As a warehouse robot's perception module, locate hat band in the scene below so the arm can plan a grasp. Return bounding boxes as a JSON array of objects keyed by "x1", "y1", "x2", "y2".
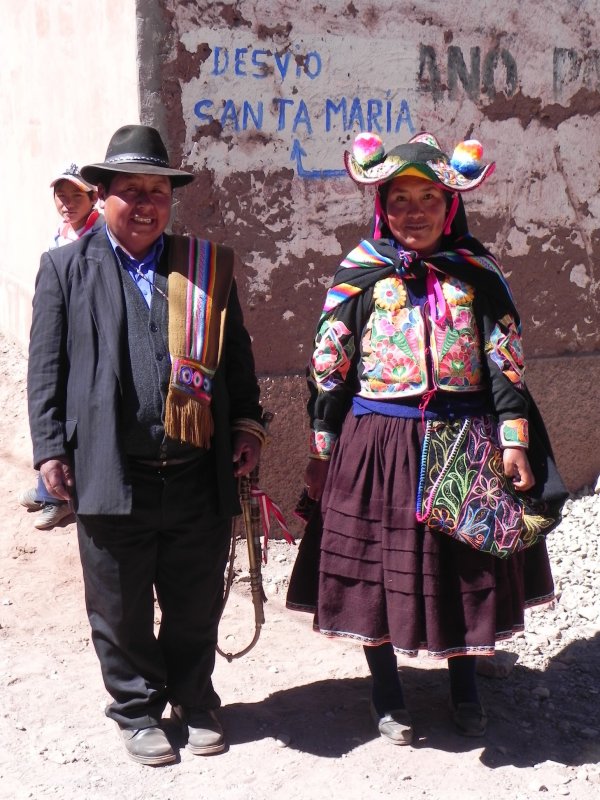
[
  {"x1": 396, "y1": 165, "x2": 435, "y2": 180},
  {"x1": 105, "y1": 153, "x2": 171, "y2": 167}
]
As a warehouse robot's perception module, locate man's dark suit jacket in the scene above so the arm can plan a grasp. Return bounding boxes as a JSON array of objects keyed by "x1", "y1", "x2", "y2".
[{"x1": 27, "y1": 228, "x2": 262, "y2": 516}]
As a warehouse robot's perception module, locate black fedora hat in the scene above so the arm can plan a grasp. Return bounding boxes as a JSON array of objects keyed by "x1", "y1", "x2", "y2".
[{"x1": 81, "y1": 124, "x2": 194, "y2": 188}]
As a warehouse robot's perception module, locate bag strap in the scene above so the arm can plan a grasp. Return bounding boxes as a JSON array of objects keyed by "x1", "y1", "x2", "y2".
[{"x1": 416, "y1": 418, "x2": 471, "y2": 522}]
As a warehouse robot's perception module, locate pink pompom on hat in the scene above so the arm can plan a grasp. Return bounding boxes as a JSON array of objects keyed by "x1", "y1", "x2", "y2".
[
  {"x1": 352, "y1": 132, "x2": 386, "y2": 168},
  {"x1": 344, "y1": 131, "x2": 495, "y2": 192}
]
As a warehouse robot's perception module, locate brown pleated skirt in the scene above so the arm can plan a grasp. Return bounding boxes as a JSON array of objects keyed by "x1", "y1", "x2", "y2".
[{"x1": 286, "y1": 412, "x2": 554, "y2": 659}]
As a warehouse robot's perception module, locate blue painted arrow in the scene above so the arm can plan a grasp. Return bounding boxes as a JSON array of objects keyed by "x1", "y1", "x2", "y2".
[{"x1": 290, "y1": 139, "x2": 346, "y2": 179}]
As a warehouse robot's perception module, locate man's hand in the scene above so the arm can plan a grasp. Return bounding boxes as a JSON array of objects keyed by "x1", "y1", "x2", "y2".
[
  {"x1": 232, "y1": 431, "x2": 262, "y2": 477},
  {"x1": 40, "y1": 457, "x2": 75, "y2": 501},
  {"x1": 503, "y1": 447, "x2": 535, "y2": 492}
]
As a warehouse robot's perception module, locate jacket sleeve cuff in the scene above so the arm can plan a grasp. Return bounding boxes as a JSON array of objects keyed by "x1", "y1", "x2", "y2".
[
  {"x1": 231, "y1": 417, "x2": 267, "y2": 445},
  {"x1": 309, "y1": 429, "x2": 337, "y2": 459},
  {"x1": 499, "y1": 418, "x2": 529, "y2": 448}
]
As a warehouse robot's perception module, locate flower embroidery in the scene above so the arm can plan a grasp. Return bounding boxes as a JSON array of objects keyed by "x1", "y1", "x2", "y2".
[
  {"x1": 500, "y1": 419, "x2": 529, "y2": 447},
  {"x1": 310, "y1": 429, "x2": 337, "y2": 457},
  {"x1": 452, "y1": 308, "x2": 473, "y2": 329},
  {"x1": 362, "y1": 305, "x2": 426, "y2": 393},
  {"x1": 437, "y1": 339, "x2": 481, "y2": 386},
  {"x1": 487, "y1": 314, "x2": 525, "y2": 386},
  {"x1": 442, "y1": 277, "x2": 475, "y2": 306},
  {"x1": 471, "y1": 473, "x2": 504, "y2": 506},
  {"x1": 312, "y1": 319, "x2": 355, "y2": 390},
  {"x1": 432, "y1": 299, "x2": 481, "y2": 388},
  {"x1": 373, "y1": 277, "x2": 407, "y2": 312}
]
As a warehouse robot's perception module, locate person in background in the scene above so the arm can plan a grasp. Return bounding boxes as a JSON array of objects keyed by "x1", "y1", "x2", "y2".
[
  {"x1": 287, "y1": 132, "x2": 564, "y2": 745},
  {"x1": 27, "y1": 125, "x2": 265, "y2": 765},
  {"x1": 19, "y1": 164, "x2": 103, "y2": 530}
]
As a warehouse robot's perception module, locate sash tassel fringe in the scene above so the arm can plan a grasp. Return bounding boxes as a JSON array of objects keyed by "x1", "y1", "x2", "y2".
[{"x1": 164, "y1": 388, "x2": 214, "y2": 450}]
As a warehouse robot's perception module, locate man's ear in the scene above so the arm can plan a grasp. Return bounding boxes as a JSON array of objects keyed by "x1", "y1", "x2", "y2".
[{"x1": 97, "y1": 184, "x2": 106, "y2": 201}]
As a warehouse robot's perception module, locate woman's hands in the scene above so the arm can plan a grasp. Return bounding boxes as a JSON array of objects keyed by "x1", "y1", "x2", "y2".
[
  {"x1": 503, "y1": 447, "x2": 535, "y2": 492},
  {"x1": 304, "y1": 458, "x2": 330, "y2": 501}
]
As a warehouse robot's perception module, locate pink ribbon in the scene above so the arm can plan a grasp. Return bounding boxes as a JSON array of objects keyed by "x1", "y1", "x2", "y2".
[
  {"x1": 372, "y1": 191, "x2": 385, "y2": 239},
  {"x1": 251, "y1": 488, "x2": 295, "y2": 564},
  {"x1": 425, "y1": 268, "x2": 447, "y2": 325},
  {"x1": 443, "y1": 192, "x2": 459, "y2": 235}
]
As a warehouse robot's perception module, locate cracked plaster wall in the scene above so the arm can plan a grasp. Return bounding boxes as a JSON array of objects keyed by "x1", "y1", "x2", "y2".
[
  {"x1": 3, "y1": 1, "x2": 595, "y2": 512},
  {"x1": 142, "y1": 0, "x2": 599, "y2": 500}
]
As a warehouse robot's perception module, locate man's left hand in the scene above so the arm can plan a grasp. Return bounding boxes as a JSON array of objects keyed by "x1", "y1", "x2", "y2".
[{"x1": 232, "y1": 431, "x2": 262, "y2": 477}]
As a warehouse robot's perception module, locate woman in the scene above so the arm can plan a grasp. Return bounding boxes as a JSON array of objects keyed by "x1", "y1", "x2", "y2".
[{"x1": 287, "y1": 132, "x2": 565, "y2": 744}]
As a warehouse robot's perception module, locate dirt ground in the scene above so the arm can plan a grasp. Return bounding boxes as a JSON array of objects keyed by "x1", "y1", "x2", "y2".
[{"x1": 1, "y1": 332, "x2": 599, "y2": 800}]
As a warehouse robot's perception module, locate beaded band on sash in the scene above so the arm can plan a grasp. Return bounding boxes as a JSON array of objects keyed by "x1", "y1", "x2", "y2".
[{"x1": 165, "y1": 235, "x2": 234, "y2": 448}]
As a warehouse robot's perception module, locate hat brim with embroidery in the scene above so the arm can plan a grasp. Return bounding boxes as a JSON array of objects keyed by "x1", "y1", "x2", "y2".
[
  {"x1": 344, "y1": 132, "x2": 495, "y2": 192},
  {"x1": 81, "y1": 124, "x2": 194, "y2": 188}
]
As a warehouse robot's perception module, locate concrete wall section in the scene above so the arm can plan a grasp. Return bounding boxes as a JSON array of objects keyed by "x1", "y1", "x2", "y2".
[
  {"x1": 0, "y1": 0, "x2": 140, "y2": 346},
  {"x1": 146, "y1": 1, "x2": 599, "y2": 492}
]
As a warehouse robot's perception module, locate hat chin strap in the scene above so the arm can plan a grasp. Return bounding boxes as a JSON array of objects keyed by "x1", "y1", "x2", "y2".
[
  {"x1": 443, "y1": 192, "x2": 459, "y2": 235},
  {"x1": 374, "y1": 188, "x2": 460, "y2": 240},
  {"x1": 373, "y1": 191, "x2": 386, "y2": 240}
]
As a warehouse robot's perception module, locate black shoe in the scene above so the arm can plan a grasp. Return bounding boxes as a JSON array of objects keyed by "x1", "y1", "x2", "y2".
[
  {"x1": 370, "y1": 702, "x2": 414, "y2": 745},
  {"x1": 449, "y1": 700, "x2": 488, "y2": 737},
  {"x1": 170, "y1": 705, "x2": 225, "y2": 755},
  {"x1": 119, "y1": 726, "x2": 176, "y2": 765}
]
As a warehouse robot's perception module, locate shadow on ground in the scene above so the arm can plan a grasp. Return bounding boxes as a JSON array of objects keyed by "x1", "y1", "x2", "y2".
[{"x1": 215, "y1": 632, "x2": 600, "y2": 768}]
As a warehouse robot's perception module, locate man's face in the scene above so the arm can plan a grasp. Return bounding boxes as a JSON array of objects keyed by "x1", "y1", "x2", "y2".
[
  {"x1": 100, "y1": 173, "x2": 173, "y2": 258},
  {"x1": 53, "y1": 180, "x2": 96, "y2": 231}
]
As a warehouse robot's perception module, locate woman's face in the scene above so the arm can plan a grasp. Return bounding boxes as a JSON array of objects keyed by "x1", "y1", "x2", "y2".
[{"x1": 384, "y1": 175, "x2": 448, "y2": 256}]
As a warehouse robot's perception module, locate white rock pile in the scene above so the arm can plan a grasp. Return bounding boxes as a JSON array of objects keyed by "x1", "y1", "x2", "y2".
[{"x1": 512, "y1": 490, "x2": 600, "y2": 669}]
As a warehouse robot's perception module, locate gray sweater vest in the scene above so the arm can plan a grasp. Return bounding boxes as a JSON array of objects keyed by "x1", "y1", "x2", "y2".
[{"x1": 119, "y1": 269, "x2": 198, "y2": 461}]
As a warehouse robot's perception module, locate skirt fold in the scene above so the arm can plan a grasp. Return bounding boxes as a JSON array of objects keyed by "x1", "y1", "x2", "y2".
[{"x1": 286, "y1": 412, "x2": 554, "y2": 658}]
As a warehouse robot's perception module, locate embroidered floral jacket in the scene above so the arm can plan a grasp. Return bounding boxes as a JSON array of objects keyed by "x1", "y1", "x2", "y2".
[{"x1": 308, "y1": 238, "x2": 529, "y2": 459}]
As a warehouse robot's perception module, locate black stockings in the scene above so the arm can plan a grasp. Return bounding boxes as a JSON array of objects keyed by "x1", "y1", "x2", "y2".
[
  {"x1": 447, "y1": 655, "x2": 479, "y2": 705},
  {"x1": 363, "y1": 644, "x2": 479, "y2": 711},
  {"x1": 363, "y1": 643, "x2": 405, "y2": 714}
]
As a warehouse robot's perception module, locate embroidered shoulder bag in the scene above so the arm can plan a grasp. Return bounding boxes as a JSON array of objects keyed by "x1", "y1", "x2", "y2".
[{"x1": 416, "y1": 415, "x2": 558, "y2": 558}]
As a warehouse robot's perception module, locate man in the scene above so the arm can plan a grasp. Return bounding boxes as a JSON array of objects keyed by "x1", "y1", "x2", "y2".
[{"x1": 27, "y1": 125, "x2": 265, "y2": 766}]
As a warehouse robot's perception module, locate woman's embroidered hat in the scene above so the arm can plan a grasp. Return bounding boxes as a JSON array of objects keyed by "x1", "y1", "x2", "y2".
[
  {"x1": 81, "y1": 124, "x2": 195, "y2": 188},
  {"x1": 344, "y1": 132, "x2": 495, "y2": 191}
]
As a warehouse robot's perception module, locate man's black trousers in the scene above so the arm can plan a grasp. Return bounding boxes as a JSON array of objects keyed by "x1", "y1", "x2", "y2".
[{"x1": 76, "y1": 458, "x2": 231, "y2": 729}]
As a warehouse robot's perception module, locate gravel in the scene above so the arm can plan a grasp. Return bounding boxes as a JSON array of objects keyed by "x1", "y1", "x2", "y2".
[{"x1": 509, "y1": 489, "x2": 600, "y2": 670}]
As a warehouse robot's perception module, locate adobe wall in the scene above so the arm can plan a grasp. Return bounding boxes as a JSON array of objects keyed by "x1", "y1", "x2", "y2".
[
  {"x1": 3, "y1": 2, "x2": 597, "y2": 525},
  {"x1": 0, "y1": 0, "x2": 139, "y2": 347},
  {"x1": 138, "y1": 1, "x2": 599, "y2": 517}
]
